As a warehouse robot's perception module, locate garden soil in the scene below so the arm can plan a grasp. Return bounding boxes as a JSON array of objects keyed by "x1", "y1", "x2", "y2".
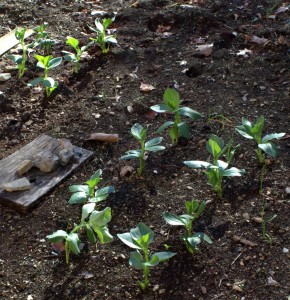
[{"x1": 0, "y1": 0, "x2": 289, "y2": 299}]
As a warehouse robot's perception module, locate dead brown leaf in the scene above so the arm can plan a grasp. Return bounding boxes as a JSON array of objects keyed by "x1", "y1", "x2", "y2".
[
  {"x1": 140, "y1": 83, "x2": 155, "y2": 92},
  {"x1": 85, "y1": 133, "x2": 119, "y2": 143}
]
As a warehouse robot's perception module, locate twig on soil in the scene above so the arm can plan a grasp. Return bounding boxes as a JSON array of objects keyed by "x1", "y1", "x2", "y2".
[{"x1": 231, "y1": 252, "x2": 242, "y2": 265}]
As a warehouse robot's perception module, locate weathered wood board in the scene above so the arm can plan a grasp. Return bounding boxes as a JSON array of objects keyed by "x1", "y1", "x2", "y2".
[
  {"x1": 0, "y1": 28, "x2": 34, "y2": 57},
  {"x1": 0, "y1": 134, "x2": 93, "y2": 212}
]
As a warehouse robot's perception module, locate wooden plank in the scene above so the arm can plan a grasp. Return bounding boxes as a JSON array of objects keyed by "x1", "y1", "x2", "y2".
[
  {"x1": 0, "y1": 28, "x2": 34, "y2": 57},
  {"x1": 0, "y1": 134, "x2": 93, "y2": 212}
]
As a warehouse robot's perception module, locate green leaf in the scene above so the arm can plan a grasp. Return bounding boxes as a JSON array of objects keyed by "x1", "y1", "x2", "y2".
[
  {"x1": 68, "y1": 191, "x2": 89, "y2": 204},
  {"x1": 163, "y1": 212, "x2": 186, "y2": 226},
  {"x1": 66, "y1": 36, "x2": 79, "y2": 49},
  {"x1": 117, "y1": 232, "x2": 142, "y2": 249},
  {"x1": 185, "y1": 199, "x2": 199, "y2": 215},
  {"x1": 206, "y1": 135, "x2": 223, "y2": 157},
  {"x1": 102, "y1": 18, "x2": 113, "y2": 30},
  {"x1": 42, "y1": 77, "x2": 56, "y2": 88},
  {"x1": 216, "y1": 160, "x2": 228, "y2": 170},
  {"x1": 194, "y1": 201, "x2": 206, "y2": 218},
  {"x1": 27, "y1": 77, "x2": 44, "y2": 87},
  {"x1": 258, "y1": 142, "x2": 279, "y2": 158},
  {"x1": 145, "y1": 254, "x2": 160, "y2": 267},
  {"x1": 178, "y1": 122, "x2": 190, "y2": 139},
  {"x1": 261, "y1": 133, "x2": 285, "y2": 143},
  {"x1": 67, "y1": 233, "x2": 80, "y2": 255},
  {"x1": 94, "y1": 18, "x2": 104, "y2": 32},
  {"x1": 86, "y1": 225, "x2": 97, "y2": 243},
  {"x1": 156, "y1": 121, "x2": 174, "y2": 133},
  {"x1": 90, "y1": 169, "x2": 102, "y2": 180},
  {"x1": 81, "y1": 203, "x2": 96, "y2": 222},
  {"x1": 89, "y1": 207, "x2": 112, "y2": 227},
  {"x1": 63, "y1": 52, "x2": 76, "y2": 62},
  {"x1": 145, "y1": 137, "x2": 163, "y2": 148},
  {"x1": 47, "y1": 57, "x2": 62, "y2": 69},
  {"x1": 6, "y1": 54, "x2": 23, "y2": 64},
  {"x1": 184, "y1": 160, "x2": 212, "y2": 169},
  {"x1": 163, "y1": 88, "x2": 180, "y2": 110},
  {"x1": 132, "y1": 223, "x2": 154, "y2": 245},
  {"x1": 46, "y1": 230, "x2": 68, "y2": 242},
  {"x1": 151, "y1": 251, "x2": 176, "y2": 263},
  {"x1": 252, "y1": 116, "x2": 265, "y2": 142},
  {"x1": 121, "y1": 150, "x2": 142, "y2": 160},
  {"x1": 192, "y1": 232, "x2": 213, "y2": 244},
  {"x1": 150, "y1": 104, "x2": 172, "y2": 113},
  {"x1": 91, "y1": 186, "x2": 115, "y2": 202},
  {"x1": 129, "y1": 250, "x2": 144, "y2": 269},
  {"x1": 222, "y1": 167, "x2": 245, "y2": 177},
  {"x1": 93, "y1": 225, "x2": 113, "y2": 244},
  {"x1": 69, "y1": 185, "x2": 89, "y2": 193},
  {"x1": 177, "y1": 107, "x2": 202, "y2": 120},
  {"x1": 169, "y1": 125, "x2": 179, "y2": 143},
  {"x1": 105, "y1": 36, "x2": 117, "y2": 44},
  {"x1": 186, "y1": 236, "x2": 201, "y2": 247},
  {"x1": 145, "y1": 146, "x2": 165, "y2": 152},
  {"x1": 131, "y1": 123, "x2": 146, "y2": 141}
]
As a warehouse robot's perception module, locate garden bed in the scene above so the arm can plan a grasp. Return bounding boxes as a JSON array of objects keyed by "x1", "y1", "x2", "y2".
[{"x1": 0, "y1": 0, "x2": 289, "y2": 299}]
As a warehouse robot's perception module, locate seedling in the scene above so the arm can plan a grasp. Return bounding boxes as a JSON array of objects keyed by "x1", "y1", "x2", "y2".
[
  {"x1": 163, "y1": 199, "x2": 212, "y2": 253},
  {"x1": 47, "y1": 203, "x2": 113, "y2": 264},
  {"x1": 261, "y1": 201, "x2": 277, "y2": 244},
  {"x1": 33, "y1": 22, "x2": 57, "y2": 54},
  {"x1": 68, "y1": 169, "x2": 115, "y2": 205},
  {"x1": 150, "y1": 88, "x2": 202, "y2": 144},
  {"x1": 184, "y1": 135, "x2": 245, "y2": 198},
  {"x1": 89, "y1": 17, "x2": 117, "y2": 54},
  {"x1": 117, "y1": 223, "x2": 176, "y2": 290},
  {"x1": 63, "y1": 37, "x2": 92, "y2": 73},
  {"x1": 120, "y1": 123, "x2": 165, "y2": 176},
  {"x1": 7, "y1": 28, "x2": 30, "y2": 78},
  {"x1": 28, "y1": 54, "x2": 62, "y2": 97},
  {"x1": 236, "y1": 116, "x2": 285, "y2": 165},
  {"x1": 207, "y1": 109, "x2": 232, "y2": 130}
]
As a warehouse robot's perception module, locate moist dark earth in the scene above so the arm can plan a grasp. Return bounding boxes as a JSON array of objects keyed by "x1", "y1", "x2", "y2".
[{"x1": 0, "y1": 0, "x2": 290, "y2": 299}]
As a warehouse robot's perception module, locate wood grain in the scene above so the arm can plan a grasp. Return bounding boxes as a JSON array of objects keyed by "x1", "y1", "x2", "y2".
[{"x1": 0, "y1": 134, "x2": 93, "y2": 212}]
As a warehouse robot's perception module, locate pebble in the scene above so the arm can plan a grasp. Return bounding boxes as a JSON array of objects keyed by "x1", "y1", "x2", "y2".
[
  {"x1": 252, "y1": 217, "x2": 263, "y2": 224},
  {"x1": 33, "y1": 150, "x2": 60, "y2": 172},
  {"x1": 17, "y1": 159, "x2": 33, "y2": 176},
  {"x1": 282, "y1": 247, "x2": 289, "y2": 254},
  {"x1": 0, "y1": 73, "x2": 11, "y2": 81},
  {"x1": 159, "y1": 289, "x2": 166, "y2": 294},
  {"x1": 2, "y1": 177, "x2": 31, "y2": 192},
  {"x1": 153, "y1": 284, "x2": 159, "y2": 292},
  {"x1": 242, "y1": 212, "x2": 250, "y2": 220},
  {"x1": 125, "y1": 291, "x2": 131, "y2": 298},
  {"x1": 285, "y1": 187, "x2": 290, "y2": 194}
]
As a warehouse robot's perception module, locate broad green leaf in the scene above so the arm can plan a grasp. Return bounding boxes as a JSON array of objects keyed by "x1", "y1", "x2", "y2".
[
  {"x1": 131, "y1": 123, "x2": 145, "y2": 141},
  {"x1": 42, "y1": 77, "x2": 55, "y2": 88},
  {"x1": 120, "y1": 150, "x2": 141, "y2": 160},
  {"x1": 163, "y1": 88, "x2": 180, "y2": 110},
  {"x1": 27, "y1": 77, "x2": 44, "y2": 87},
  {"x1": 129, "y1": 250, "x2": 144, "y2": 269},
  {"x1": 89, "y1": 207, "x2": 112, "y2": 227},
  {"x1": 145, "y1": 254, "x2": 160, "y2": 267},
  {"x1": 86, "y1": 225, "x2": 96, "y2": 243},
  {"x1": 241, "y1": 117, "x2": 252, "y2": 127},
  {"x1": 15, "y1": 28, "x2": 26, "y2": 40},
  {"x1": 261, "y1": 133, "x2": 285, "y2": 143},
  {"x1": 93, "y1": 225, "x2": 113, "y2": 244},
  {"x1": 216, "y1": 160, "x2": 228, "y2": 170},
  {"x1": 92, "y1": 186, "x2": 115, "y2": 202},
  {"x1": 48, "y1": 57, "x2": 62, "y2": 69},
  {"x1": 177, "y1": 107, "x2": 202, "y2": 120},
  {"x1": 186, "y1": 236, "x2": 201, "y2": 247},
  {"x1": 94, "y1": 18, "x2": 104, "y2": 32},
  {"x1": 69, "y1": 185, "x2": 89, "y2": 193},
  {"x1": 145, "y1": 137, "x2": 163, "y2": 148},
  {"x1": 163, "y1": 212, "x2": 186, "y2": 226},
  {"x1": 185, "y1": 199, "x2": 199, "y2": 215},
  {"x1": 194, "y1": 201, "x2": 206, "y2": 219},
  {"x1": 192, "y1": 232, "x2": 213, "y2": 244},
  {"x1": 156, "y1": 121, "x2": 174, "y2": 133},
  {"x1": 258, "y1": 142, "x2": 279, "y2": 158},
  {"x1": 63, "y1": 53, "x2": 76, "y2": 62},
  {"x1": 66, "y1": 36, "x2": 79, "y2": 49},
  {"x1": 145, "y1": 145, "x2": 165, "y2": 152},
  {"x1": 252, "y1": 116, "x2": 265, "y2": 142},
  {"x1": 68, "y1": 191, "x2": 88, "y2": 204},
  {"x1": 90, "y1": 169, "x2": 102, "y2": 180},
  {"x1": 67, "y1": 233, "x2": 80, "y2": 255},
  {"x1": 184, "y1": 160, "x2": 212, "y2": 169},
  {"x1": 132, "y1": 223, "x2": 154, "y2": 245},
  {"x1": 178, "y1": 122, "x2": 190, "y2": 139},
  {"x1": 169, "y1": 125, "x2": 179, "y2": 143},
  {"x1": 151, "y1": 251, "x2": 176, "y2": 263},
  {"x1": 223, "y1": 167, "x2": 245, "y2": 177},
  {"x1": 46, "y1": 230, "x2": 68, "y2": 242},
  {"x1": 117, "y1": 232, "x2": 142, "y2": 249},
  {"x1": 103, "y1": 18, "x2": 113, "y2": 30},
  {"x1": 81, "y1": 203, "x2": 96, "y2": 222},
  {"x1": 6, "y1": 54, "x2": 23, "y2": 64},
  {"x1": 206, "y1": 135, "x2": 223, "y2": 157},
  {"x1": 105, "y1": 36, "x2": 117, "y2": 44},
  {"x1": 150, "y1": 104, "x2": 172, "y2": 113}
]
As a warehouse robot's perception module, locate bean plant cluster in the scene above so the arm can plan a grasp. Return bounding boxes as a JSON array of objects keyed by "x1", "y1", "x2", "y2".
[{"x1": 6, "y1": 19, "x2": 117, "y2": 96}]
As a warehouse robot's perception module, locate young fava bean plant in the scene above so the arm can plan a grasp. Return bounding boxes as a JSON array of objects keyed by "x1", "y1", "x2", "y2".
[
  {"x1": 33, "y1": 22, "x2": 57, "y2": 54},
  {"x1": 47, "y1": 203, "x2": 113, "y2": 264},
  {"x1": 184, "y1": 135, "x2": 245, "y2": 198},
  {"x1": 68, "y1": 169, "x2": 115, "y2": 205},
  {"x1": 121, "y1": 123, "x2": 165, "y2": 176},
  {"x1": 7, "y1": 28, "x2": 30, "y2": 78},
  {"x1": 150, "y1": 88, "x2": 202, "y2": 144},
  {"x1": 117, "y1": 223, "x2": 176, "y2": 290},
  {"x1": 89, "y1": 17, "x2": 117, "y2": 54},
  {"x1": 235, "y1": 116, "x2": 285, "y2": 165},
  {"x1": 63, "y1": 37, "x2": 92, "y2": 74},
  {"x1": 163, "y1": 199, "x2": 212, "y2": 253},
  {"x1": 28, "y1": 54, "x2": 62, "y2": 97}
]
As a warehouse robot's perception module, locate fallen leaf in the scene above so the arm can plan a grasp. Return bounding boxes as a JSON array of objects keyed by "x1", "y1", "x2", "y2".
[
  {"x1": 237, "y1": 48, "x2": 252, "y2": 57},
  {"x1": 120, "y1": 165, "x2": 134, "y2": 177},
  {"x1": 140, "y1": 83, "x2": 155, "y2": 92},
  {"x1": 196, "y1": 43, "x2": 213, "y2": 56},
  {"x1": 251, "y1": 35, "x2": 268, "y2": 45},
  {"x1": 85, "y1": 133, "x2": 119, "y2": 143}
]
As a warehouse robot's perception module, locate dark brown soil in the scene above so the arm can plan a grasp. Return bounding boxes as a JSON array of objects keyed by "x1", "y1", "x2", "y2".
[{"x1": 0, "y1": 0, "x2": 290, "y2": 299}]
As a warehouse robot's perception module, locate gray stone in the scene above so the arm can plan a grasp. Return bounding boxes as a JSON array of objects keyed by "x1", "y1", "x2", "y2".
[
  {"x1": 59, "y1": 149, "x2": 74, "y2": 166},
  {"x1": 17, "y1": 159, "x2": 33, "y2": 176},
  {"x1": 33, "y1": 151, "x2": 59, "y2": 172},
  {"x1": 0, "y1": 73, "x2": 11, "y2": 81},
  {"x1": 2, "y1": 177, "x2": 31, "y2": 192}
]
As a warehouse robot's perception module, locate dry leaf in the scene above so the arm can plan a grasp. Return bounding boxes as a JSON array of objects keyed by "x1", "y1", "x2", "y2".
[
  {"x1": 251, "y1": 35, "x2": 268, "y2": 45},
  {"x1": 140, "y1": 83, "x2": 155, "y2": 92},
  {"x1": 86, "y1": 133, "x2": 119, "y2": 143},
  {"x1": 196, "y1": 43, "x2": 213, "y2": 56}
]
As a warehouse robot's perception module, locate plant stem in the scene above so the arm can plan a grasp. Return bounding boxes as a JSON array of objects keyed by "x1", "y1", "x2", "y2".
[
  {"x1": 138, "y1": 140, "x2": 145, "y2": 176},
  {"x1": 257, "y1": 148, "x2": 265, "y2": 165},
  {"x1": 259, "y1": 164, "x2": 266, "y2": 194},
  {"x1": 141, "y1": 249, "x2": 149, "y2": 290}
]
